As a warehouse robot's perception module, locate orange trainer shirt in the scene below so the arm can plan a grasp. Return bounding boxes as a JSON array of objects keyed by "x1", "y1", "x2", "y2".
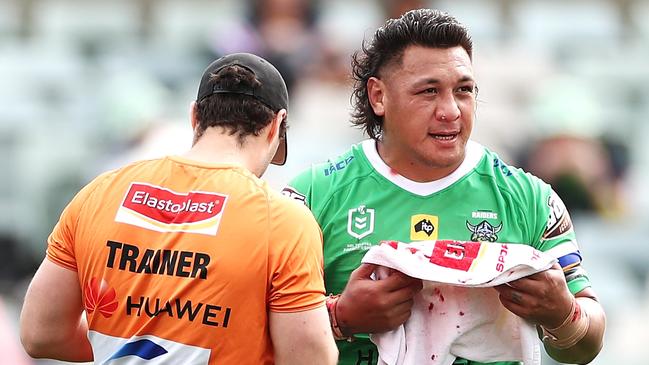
[{"x1": 46, "y1": 156, "x2": 326, "y2": 365}]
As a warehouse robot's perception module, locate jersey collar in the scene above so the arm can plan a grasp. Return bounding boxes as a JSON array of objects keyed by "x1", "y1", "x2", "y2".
[{"x1": 361, "y1": 139, "x2": 485, "y2": 196}]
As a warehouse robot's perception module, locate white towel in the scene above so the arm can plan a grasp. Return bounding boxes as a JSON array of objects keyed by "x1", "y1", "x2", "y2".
[{"x1": 361, "y1": 240, "x2": 556, "y2": 365}]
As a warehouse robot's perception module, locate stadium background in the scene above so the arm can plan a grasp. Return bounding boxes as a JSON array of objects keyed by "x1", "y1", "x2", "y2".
[{"x1": 0, "y1": 0, "x2": 648, "y2": 364}]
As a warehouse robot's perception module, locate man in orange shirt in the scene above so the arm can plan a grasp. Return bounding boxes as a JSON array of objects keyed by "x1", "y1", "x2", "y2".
[{"x1": 20, "y1": 53, "x2": 338, "y2": 365}]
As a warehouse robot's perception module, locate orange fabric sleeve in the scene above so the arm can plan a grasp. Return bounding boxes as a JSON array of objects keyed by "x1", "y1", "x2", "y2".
[
  {"x1": 46, "y1": 173, "x2": 111, "y2": 271},
  {"x1": 267, "y1": 196, "x2": 326, "y2": 312}
]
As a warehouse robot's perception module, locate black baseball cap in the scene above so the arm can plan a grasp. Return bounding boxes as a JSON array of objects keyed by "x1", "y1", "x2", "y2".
[{"x1": 196, "y1": 53, "x2": 289, "y2": 165}]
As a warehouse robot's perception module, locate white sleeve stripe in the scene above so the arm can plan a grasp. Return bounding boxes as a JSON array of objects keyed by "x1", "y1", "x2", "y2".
[{"x1": 544, "y1": 240, "x2": 580, "y2": 258}]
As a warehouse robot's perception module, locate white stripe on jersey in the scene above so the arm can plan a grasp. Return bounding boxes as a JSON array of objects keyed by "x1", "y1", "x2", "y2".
[
  {"x1": 362, "y1": 139, "x2": 485, "y2": 196},
  {"x1": 544, "y1": 240, "x2": 580, "y2": 259},
  {"x1": 88, "y1": 331, "x2": 211, "y2": 365}
]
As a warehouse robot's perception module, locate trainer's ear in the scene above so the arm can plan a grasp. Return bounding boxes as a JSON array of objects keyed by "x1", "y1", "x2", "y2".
[
  {"x1": 267, "y1": 109, "x2": 286, "y2": 143},
  {"x1": 189, "y1": 101, "x2": 198, "y2": 130},
  {"x1": 367, "y1": 77, "x2": 385, "y2": 117}
]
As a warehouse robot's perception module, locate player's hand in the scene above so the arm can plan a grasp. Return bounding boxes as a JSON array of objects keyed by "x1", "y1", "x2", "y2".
[
  {"x1": 494, "y1": 263, "x2": 573, "y2": 328},
  {"x1": 335, "y1": 263, "x2": 423, "y2": 335}
]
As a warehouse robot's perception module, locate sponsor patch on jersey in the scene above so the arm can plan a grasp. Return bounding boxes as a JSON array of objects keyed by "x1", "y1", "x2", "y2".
[
  {"x1": 348, "y1": 205, "x2": 375, "y2": 240},
  {"x1": 281, "y1": 186, "x2": 306, "y2": 204},
  {"x1": 108, "y1": 339, "x2": 168, "y2": 361},
  {"x1": 543, "y1": 191, "x2": 573, "y2": 240},
  {"x1": 84, "y1": 277, "x2": 118, "y2": 318},
  {"x1": 466, "y1": 220, "x2": 502, "y2": 242},
  {"x1": 410, "y1": 214, "x2": 438, "y2": 241},
  {"x1": 115, "y1": 183, "x2": 228, "y2": 236},
  {"x1": 89, "y1": 332, "x2": 211, "y2": 365},
  {"x1": 323, "y1": 155, "x2": 355, "y2": 176}
]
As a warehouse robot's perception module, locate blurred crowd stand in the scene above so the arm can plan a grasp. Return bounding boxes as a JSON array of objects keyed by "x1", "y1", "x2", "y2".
[{"x1": 1, "y1": 0, "x2": 648, "y2": 364}]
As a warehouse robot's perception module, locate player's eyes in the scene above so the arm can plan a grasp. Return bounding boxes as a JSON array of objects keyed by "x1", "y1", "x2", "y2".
[{"x1": 457, "y1": 85, "x2": 476, "y2": 93}]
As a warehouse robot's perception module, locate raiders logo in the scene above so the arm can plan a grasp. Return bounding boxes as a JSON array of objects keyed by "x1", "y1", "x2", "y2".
[
  {"x1": 543, "y1": 191, "x2": 573, "y2": 240},
  {"x1": 281, "y1": 186, "x2": 306, "y2": 204},
  {"x1": 466, "y1": 220, "x2": 502, "y2": 242}
]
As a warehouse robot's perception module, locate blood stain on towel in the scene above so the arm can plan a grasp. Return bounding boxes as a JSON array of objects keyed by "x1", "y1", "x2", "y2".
[
  {"x1": 431, "y1": 354, "x2": 436, "y2": 360},
  {"x1": 433, "y1": 288, "x2": 445, "y2": 302},
  {"x1": 459, "y1": 311, "x2": 465, "y2": 316},
  {"x1": 428, "y1": 303, "x2": 434, "y2": 311}
]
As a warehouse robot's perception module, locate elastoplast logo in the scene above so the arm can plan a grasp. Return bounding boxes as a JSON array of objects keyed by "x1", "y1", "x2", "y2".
[
  {"x1": 84, "y1": 277, "x2": 118, "y2": 318},
  {"x1": 115, "y1": 183, "x2": 228, "y2": 236}
]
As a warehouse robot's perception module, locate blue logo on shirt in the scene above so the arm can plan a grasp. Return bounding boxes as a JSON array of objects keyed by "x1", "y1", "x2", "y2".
[
  {"x1": 108, "y1": 339, "x2": 168, "y2": 361},
  {"x1": 324, "y1": 156, "x2": 355, "y2": 176}
]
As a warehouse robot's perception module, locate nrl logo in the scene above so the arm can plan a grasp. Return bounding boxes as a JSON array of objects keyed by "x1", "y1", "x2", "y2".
[
  {"x1": 347, "y1": 205, "x2": 375, "y2": 240},
  {"x1": 466, "y1": 220, "x2": 502, "y2": 242}
]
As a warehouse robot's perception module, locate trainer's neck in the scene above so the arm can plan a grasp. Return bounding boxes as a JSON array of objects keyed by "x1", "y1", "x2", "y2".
[{"x1": 181, "y1": 129, "x2": 265, "y2": 177}]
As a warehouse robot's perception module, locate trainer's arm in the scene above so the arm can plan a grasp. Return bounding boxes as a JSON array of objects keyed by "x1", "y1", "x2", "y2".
[
  {"x1": 542, "y1": 288, "x2": 606, "y2": 364},
  {"x1": 20, "y1": 258, "x2": 93, "y2": 361},
  {"x1": 270, "y1": 306, "x2": 338, "y2": 365}
]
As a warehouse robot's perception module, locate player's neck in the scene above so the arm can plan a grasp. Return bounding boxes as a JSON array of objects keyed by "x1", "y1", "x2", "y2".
[{"x1": 376, "y1": 140, "x2": 464, "y2": 183}]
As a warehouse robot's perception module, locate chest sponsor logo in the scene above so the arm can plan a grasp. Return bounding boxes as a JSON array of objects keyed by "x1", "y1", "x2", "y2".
[
  {"x1": 115, "y1": 182, "x2": 228, "y2": 236},
  {"x1": 466, "y1": 220, "x2": 502, "y2": 242},
  {"x1": 410, "y1": 214, "x2": 438, "y2": 241},
  {"x1": 543, "y1": 191, "x2": 573, "y2": 240},
  {"x1": 281, "y1": 186, "x2": 306, "y2": 204},
  {"x1": 348, "y1": 205, "x2": 375, "y2": 240}
]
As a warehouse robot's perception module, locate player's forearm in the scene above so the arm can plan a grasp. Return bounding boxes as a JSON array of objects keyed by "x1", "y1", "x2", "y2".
[
  {"x1": 542, "y1": 297, "x2": 606, "y2": 364},
  {"x1": 21, "y1": 314, "x2": 93, "y2": 361}
]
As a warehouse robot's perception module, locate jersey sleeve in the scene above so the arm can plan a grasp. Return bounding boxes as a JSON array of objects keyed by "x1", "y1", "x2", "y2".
[
  {"x1": 282, "y1": 168, "x2": 313, "y2": 207},
  {"x1": 533, "y1": 187, "x2": 591, "y2": 294},
  {"x1": 267, "y1": 195, "x2": 326, "y2": 312},
  {"x1": 46, "y1": 172, "x2": 110, "y2": 271}
]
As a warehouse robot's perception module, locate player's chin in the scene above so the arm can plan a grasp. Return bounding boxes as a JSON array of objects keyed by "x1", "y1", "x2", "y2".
[{"x1": 423, "y1": 147, "x2": 464, "y2": 167}]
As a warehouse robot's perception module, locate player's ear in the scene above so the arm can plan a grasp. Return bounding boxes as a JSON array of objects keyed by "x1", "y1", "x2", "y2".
[{"x1": 367, "y1": 77, "x2": 385, "y2": 116}]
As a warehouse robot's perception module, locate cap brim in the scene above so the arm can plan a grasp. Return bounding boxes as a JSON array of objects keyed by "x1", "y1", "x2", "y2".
[{"x1": 271, "y1": 135, "x2": 287, "y2": 165}]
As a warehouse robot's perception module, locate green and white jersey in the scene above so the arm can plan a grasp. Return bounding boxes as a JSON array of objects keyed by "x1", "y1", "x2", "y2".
[{"x1": 285, "y1": 139, "x2": 590, "y2": 365}]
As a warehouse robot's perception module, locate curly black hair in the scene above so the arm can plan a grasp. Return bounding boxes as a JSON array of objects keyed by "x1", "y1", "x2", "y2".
[{"x1": 350, "y1": 9, "x2": 473, "y2": 140}]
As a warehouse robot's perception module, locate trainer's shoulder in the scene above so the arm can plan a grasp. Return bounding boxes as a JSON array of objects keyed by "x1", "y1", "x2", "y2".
[{"x1": 268, "y1": 186, "x2": 320, "y2": 225}]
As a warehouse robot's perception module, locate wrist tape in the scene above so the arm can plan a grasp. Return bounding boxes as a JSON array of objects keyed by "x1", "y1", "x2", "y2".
[{"x1": 540, "y1": 297, "x2": 590, "y2": 349}]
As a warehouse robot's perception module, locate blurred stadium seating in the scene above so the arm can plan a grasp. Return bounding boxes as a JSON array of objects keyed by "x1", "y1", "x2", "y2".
[{"x1": 1, "y1": 0, "x2": 647, "y2": 364}]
